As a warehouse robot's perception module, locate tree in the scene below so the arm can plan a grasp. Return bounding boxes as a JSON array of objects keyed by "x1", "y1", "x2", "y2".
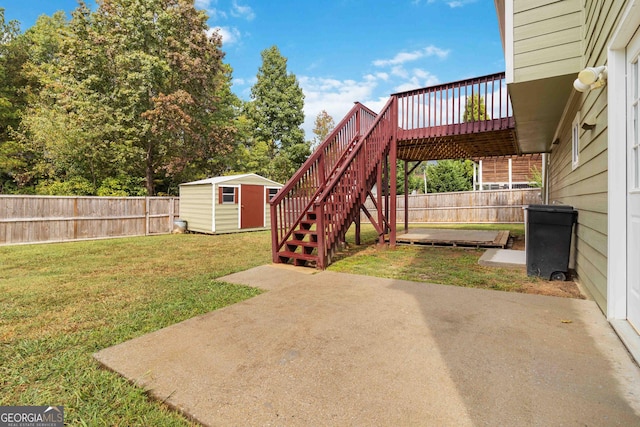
[
  {"x1": 396, "y1": 161, "x2": 426, "y2": 195},
  {"x1": 311, "y1": 110, "x2": 335, "y2": 151},
  {"x1": 425, "y1": 159, "x2": 474, "y2": 193},
  {"x1": 0, "y1": 8, "x2": 23, "y2": 192},
  {"x1": 247, "y1": 45, "x2": 308, "y2": 182},
  {"x1": 18, "y1": 0, "x2": 234, "y2": 195},
  {"x1": 463, "y1": 93, "x2": 489, "y2": 122}
]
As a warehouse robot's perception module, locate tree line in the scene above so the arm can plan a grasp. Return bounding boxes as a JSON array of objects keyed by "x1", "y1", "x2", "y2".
[{"x1": 0, "y1": 1, "x2": 326, "y2": 196}]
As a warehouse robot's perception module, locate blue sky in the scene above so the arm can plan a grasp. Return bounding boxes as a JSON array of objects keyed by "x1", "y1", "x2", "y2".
[{"x1": 3, "y1": 0, "x2": 505, "y2": 138}]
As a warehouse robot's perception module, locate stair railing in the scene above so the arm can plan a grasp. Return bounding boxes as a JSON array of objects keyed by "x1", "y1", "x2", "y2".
[
  {"x1": 270, "y1": 102, "x2": 377, "y2": 262},
  {"x1": 314, "y1": 96, "x2": 397, "y2": 268}
]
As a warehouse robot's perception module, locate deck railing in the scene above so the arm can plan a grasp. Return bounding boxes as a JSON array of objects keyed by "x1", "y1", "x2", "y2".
[
  {"x1": 394, "y1": 72, "x2": 513, "y2": 139},
  {"x1": 270, "y1": 102, "x2": 377, "y2": 261},
  {"x1": 271, "y1": 72, "x2": 516, "y2": 269}
]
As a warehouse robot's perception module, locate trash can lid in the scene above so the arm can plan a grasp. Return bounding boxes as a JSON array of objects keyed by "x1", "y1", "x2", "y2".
[{"x1": 525, "y1": 204, "x2": 576, "y2": 213}]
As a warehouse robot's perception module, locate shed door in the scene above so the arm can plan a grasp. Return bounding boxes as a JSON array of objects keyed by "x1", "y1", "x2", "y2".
[
  {"x1": 627, "y1": 30, "x2": 640, "y2": 331},
  {"x1": 240, "y1": 185, "x2": 264, "y2": 229}
]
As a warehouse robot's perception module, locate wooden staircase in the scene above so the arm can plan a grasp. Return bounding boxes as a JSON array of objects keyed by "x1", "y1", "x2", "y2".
[
  {"x1": 271, "y1": 72, "x2": 516, "y2": 269},
  {"x1": 278, "y1": 210, "x2": 318, "y2": 266},
  {"x1": 271, "y1": 98, "x2": 396, "y2": 269}
]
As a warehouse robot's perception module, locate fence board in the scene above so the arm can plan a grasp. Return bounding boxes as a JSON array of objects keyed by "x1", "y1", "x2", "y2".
[
  {"x1": 0, "y1": 196, "x2": 180, "y2": 246},
  {"x1": 362, "y1": 189, "x2": 542, "y2": 224}
]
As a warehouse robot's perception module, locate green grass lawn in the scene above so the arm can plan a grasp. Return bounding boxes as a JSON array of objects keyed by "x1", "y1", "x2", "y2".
[
  {"x1": 328, "y1": 223, "x2": 542, "y2": 293},
  {"x1": 0, "y1": 223, "x2": 555, "y2": 425},
  {"x1": 0, "y1": 232, "x2": 272, "y2": 426}
]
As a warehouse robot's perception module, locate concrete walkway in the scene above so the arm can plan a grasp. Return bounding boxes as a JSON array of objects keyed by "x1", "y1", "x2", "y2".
[{"x1": 94, "y1": 265, "x2": 640, "y2": 426}]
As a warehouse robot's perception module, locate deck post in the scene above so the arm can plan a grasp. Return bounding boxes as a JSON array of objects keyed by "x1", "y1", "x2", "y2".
[
  {"x1": 389, "y1": 97, "x2": 398, "y2": 248},
  {"x1": 404, "y1": 160, "x2": 409, "y2": 233},
  {"x1": 376, "y1": 154, "x2": 384, "y2": 244},
  {"x1": 383, "y1": 154, "x2": 390, "y2": 234}
]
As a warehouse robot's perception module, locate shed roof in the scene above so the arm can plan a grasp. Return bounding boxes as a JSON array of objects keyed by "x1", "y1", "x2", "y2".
[{"x1": 180, "y1": 173, "x2": 282, "y2": 187}]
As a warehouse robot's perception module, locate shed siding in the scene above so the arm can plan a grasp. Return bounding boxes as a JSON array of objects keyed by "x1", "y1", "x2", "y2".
[
  {"x1": 179, "y1": 184, "x2": 213, "y2": 233},
  {"x1": 547, "y1": 0, "x2": 624, "y2": 313},
  {"x1": 181, "y1": 174, "x2": 282, "y2": 235},
  {"x1": 215, "y1": 202, "x2": 240, "y2": 233},
  {"x1": 512, "y1": 0, "x2": 582, "y2": 83}
]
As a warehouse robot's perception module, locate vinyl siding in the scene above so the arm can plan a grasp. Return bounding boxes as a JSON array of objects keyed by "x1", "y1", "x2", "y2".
[
  {"x1": 179, "y1": 184, "x2": 213, "y2": 233},
  {"x1": 512, "y1": 0, "x2": 582, "y2": 82},
  {"x1": 215, "y1": 201, "x2": 240, "y2": 233},
  {"x1": 547, "y1": 0, "x2": 626, "y2": 313}
]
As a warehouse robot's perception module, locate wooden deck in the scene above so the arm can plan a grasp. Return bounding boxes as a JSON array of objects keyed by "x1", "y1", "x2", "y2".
[{"x1": 393, "y1": 228, "x2": 510, "y2": 248}]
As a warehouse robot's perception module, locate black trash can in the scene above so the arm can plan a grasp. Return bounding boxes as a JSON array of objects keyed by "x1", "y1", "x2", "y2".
[{"x1": 525, "y1": 204, "x2": 577, "y2": 281}]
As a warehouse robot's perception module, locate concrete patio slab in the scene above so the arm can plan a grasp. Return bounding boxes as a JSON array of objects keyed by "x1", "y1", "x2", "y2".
[
  {"x1": 478, "y1": 248, "x2": 526, "y2": 269},
  {"x1": 94, "y1": 265, "x2": 640, "y2": 426}
]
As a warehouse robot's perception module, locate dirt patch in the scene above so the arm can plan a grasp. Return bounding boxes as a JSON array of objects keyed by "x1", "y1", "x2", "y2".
[
  {"x1": 507, "y1": 234, "x2": 584, "y2": 299},
  {"x1": 519, "y1": 279, "x2": 585, "y2": 299},
  {"x1": 509, "y1": 234, "x2": 526, "y2": 250}
]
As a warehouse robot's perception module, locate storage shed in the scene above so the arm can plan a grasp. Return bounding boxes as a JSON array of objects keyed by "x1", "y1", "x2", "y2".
[{"x1": 179, "y1": 174, "x2": 283, "y2": 234}]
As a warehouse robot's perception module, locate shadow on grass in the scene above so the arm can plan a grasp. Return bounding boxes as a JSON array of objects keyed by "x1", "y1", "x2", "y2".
[{"x1": 329, "y1": 223, "x2": 583, "y2": 298}]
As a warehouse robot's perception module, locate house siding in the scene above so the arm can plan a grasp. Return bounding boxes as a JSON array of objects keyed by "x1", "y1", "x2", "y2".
[
  {"x1": 547, "y1": 0, "x2": 626, "y2": 313},
  {"x1": 513, "y1": 0, "x2": 582, "y2": 82},
  {"x1": 179, "y1": 184, "x2": 213, "y2": 233}
]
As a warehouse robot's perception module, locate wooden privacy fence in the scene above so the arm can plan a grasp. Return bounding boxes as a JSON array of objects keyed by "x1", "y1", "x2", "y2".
[
  {"x1": 0, "y1": 196, "x2": 180, "y2": 246},
  {"x1": 362, "y1": 188, "x2": 542, "y2": 224}
]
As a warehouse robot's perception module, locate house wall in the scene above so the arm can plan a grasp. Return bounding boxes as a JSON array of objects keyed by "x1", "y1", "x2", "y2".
[
  {"x1": 512, "y1": 0, "x2": 582, "y2": 82},
  {"x1": 179, "y1": 184, "x2": 213, "y2": 234},
  {"x1": 547, "y1": 0, "x2": 626, "y2": 313}
]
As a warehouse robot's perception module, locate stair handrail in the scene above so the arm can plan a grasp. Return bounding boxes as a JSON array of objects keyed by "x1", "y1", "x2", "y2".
[
  {"x1": 270, "y1": 102, "x2": 377, "y2": 260},
  {"x1": 314, "y1": 96, "x2": 395, "y2": 203},
  {"x1": 313, "y1": 96, "x2": 396, "y2": 268},
  {"x1": 270, "y1": 102, "x2": 376, "y2": 207}
]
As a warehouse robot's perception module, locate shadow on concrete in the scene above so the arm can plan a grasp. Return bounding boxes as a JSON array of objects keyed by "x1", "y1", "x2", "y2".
[{"x1": 93, "y1": 265, "x2": 640, "y2": 426}]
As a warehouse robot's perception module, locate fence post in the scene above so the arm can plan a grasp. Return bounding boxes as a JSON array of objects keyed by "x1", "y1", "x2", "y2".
[
  {"x1": 73, "y1": 197, "x2": 79, "y2": 240},
  {"x1": 145, "y1": 197, "x2": 150, "y2": 236},
  {"x1": 169, "y1": 197, "x2": 175, "y2": 233}
]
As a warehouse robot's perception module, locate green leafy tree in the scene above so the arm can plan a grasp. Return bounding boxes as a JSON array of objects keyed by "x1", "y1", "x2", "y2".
[
  {"x1": 0, "y1": 8, "x2": 23, "y2": 192},
  {"x1": 396, "y1": 161, "x2": 426, "y2": 195},
  {"x1": 463, "y1": 93, "x2": 489, "y2": 122},
  {"x1": 425, "y1": 159, "x2": 474, "y2": 193},
  {"x1": 312, "y1": 110, "x2": 335, "y2": 151},
  {"x1": 19, "y1": 0, "x2": 234, "y2": 195},
  {"x1": 247, "y1": 45, "x2": 308, "y2": 182}
]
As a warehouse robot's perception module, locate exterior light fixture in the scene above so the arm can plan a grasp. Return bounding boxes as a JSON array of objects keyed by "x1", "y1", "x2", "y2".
[
  {"x1": 573, "y1": 66, "x2": 608, "y2": 92},
  {"x1": 582, "y1": 114, "x2": 597, "y2": 131}
]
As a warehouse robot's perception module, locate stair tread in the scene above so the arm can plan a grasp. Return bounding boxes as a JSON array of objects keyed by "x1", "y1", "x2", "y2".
[
  {"x1": 287, "y1": 239, "x2": 318, "y2": 247},
  {"x1": 294, "y1": 229, "x2": 317, "y2": 234},
  {"x1": 278, "y1": 250, "x2": 318, "y2": 261}
]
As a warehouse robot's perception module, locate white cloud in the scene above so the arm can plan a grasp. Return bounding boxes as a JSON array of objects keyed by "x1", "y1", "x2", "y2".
[
  {"x1": 393, "y1": 68, "x2": 440, "y2": 93},
  {"x1": 299, "y1": 75, "x2": 388, "y2": 139},
  {"x1": 391, "y1": 66, "x2": 409, "y2": 78},
  {"x1": 373, "y1": 45, "x2": 450, "y2": 67},
  {"x1": 446, "y1": 0, "x2": 477, "y2": 7},
  {"x1": 195, "y1": 0, "x2": 227, "y2": 20},
  {"x1": 209, "y1": 26, "x2": 241, "y2": 46},
  {"x1": 195, "y1": 0, "x2": 213, "y2": 8},
  {"x1": 231, "y1": 0, "x2": 255, "y2": 21}
]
